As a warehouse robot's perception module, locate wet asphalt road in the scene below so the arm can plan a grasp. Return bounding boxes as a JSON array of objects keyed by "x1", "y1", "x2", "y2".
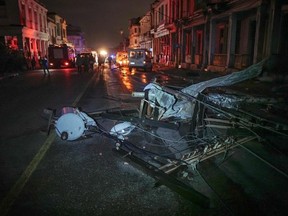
[
  {"x1": 0, "y1": 66, "x2": 288, "y2": 216},
  {"x1": 0, "y1": 67, "x2": 204, "y2": 216}
]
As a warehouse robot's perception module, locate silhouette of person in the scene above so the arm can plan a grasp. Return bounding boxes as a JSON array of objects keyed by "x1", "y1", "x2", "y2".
[
  {"x1": 31, "y1": 57, "x2": 36, "y2": 70},
  {"x1": 89, "y1": 53, "x2": 95, "y2": 72},
  {"x1": 41, "y1": 56, "x2": 50, "y2": 75},
  {"x1": 76, "y1": 54, "x2": 83, "y2": 73},
  {"x1": 83, "y1": 54, "x2": 89, "y2": 72}
]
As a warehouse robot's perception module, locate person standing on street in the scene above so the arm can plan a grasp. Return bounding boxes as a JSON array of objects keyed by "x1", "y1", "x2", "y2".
[
  {"x1": 89, "y1": 53, "x2": 95, "y2": 72},
  {"x1": 97, "y1": 55, "x2": 105, "y2": 73},
  {"x1": 31, "y1": 57, "x2": 36, "y2": 70},
  {"x1": 41, "y1": 56, "x2": 50, "y2": 75},
  {"x1": 76, "y1": 54, "x2": 83, "y2": 73},
  {"x1": 107, "y1": 56, "x2": 112, "y2": 69},
  {"x1": 26, "y1": 57, "x2": 32, "y2": 70},
  {"x1": 83, "y1": 54, "x2": 89, "y2": 72}
]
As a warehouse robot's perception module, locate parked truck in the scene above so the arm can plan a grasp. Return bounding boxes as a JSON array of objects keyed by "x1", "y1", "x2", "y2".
[
  {"x1": 127, "y1": 48, "x2": 153, "y2": 72},
  {"x1": 48, "y1": 44, "x2": 75, "y2": 68}
]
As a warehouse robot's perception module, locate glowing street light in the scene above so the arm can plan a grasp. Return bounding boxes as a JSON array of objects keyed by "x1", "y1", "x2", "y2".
[{"x1": 99, "y1": 49, "x2": 107, "y2": 56}]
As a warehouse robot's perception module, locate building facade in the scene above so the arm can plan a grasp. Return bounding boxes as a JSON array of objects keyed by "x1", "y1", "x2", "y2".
[
  {"x1": 182, "y1": 0, "x2": 288, "y2": 73},
  {"x1": 47, "y1": 12, "x2": 68, "y2": 46},
  {"x1": 148, "y1": 0, "x2": 288, "y2": 74},
  {"x1": 139, "y1": 11, "x2": 153, "y2": 52},
  {"x1": 66, "y1": 24, "x2": 86, "y2": 54},
  {"x1": 0, "y1": 0, "x2": 49, "y2": 62},
  {"x1": 150, "y1": 0, "x2": 170, "y2": 64},
  {"x1": 129, "y1": 17, "x2": 141, "y2": 49},
  {"x1": 0, "y1": 0, "x2": 87, "y2": 69}
]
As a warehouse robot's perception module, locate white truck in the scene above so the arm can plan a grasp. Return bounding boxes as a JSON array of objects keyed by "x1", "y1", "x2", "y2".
[{"x1": 127, "y1": 48, "x2": 153, "y2": 72}]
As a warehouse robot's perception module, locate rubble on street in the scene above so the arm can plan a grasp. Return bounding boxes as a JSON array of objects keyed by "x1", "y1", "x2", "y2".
[{"x1": 49, "y1": 59, "x2": 288, "y2": 210}]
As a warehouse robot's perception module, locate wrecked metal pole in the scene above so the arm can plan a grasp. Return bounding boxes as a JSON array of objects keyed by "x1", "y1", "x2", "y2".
[{"x1": 113, "y1": 148, "x2": 211, "y2": 208}]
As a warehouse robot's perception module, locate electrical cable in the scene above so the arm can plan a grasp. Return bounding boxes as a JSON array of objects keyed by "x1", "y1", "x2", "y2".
[{"x1": 195, "y1": 168, "x2": 234, "y2": 215}]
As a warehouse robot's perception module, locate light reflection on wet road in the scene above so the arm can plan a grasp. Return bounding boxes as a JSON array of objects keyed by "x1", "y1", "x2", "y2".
[
  {"x1": 116, "y1": 66, "x2": 189, "y2": 93},
  {"x1": 2, "y1": 66, "x2": 287, "y2": 215}
]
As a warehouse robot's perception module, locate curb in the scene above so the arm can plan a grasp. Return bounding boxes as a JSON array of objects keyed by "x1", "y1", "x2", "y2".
[{"x1": 0, "y1": 73, "x2": 20, "y2": 81}]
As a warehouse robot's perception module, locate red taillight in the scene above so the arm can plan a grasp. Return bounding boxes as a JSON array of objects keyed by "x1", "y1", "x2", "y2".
[{"x1": 64, "y1": 62, "x2": 69, "y2": 66}]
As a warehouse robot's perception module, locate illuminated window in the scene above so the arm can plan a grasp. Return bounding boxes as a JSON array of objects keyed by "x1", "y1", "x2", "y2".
[{"x1": 130, "y1": 51, "x2": 136, "y2": 57}]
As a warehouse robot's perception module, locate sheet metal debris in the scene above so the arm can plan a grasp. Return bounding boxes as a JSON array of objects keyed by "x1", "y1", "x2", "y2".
[{"x1": 46, "y1": 59, "x2": 288, "y2": 207}]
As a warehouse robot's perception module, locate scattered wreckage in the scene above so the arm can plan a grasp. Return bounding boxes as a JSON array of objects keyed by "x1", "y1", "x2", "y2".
[{"x1": 46, "y1": 59, "x2": 288, "y2": 207}]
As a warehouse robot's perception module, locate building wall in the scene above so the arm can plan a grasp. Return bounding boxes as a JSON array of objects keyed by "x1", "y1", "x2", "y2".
[
  {"x1": 149, "y1": 0, "x2": 287, "y2": 74},
  {"x1": 20, "y1": 0, "x2": 49, "y2": 59},
  {"x1": 129, "y1": 17, "x2": 141, "y2": 48},
  {"x1": 0, "y1": 0, "x2": 49, "y2": 66},
  {"x1": 67, "y1": 25, "x2": 85, "y2": 54},
  {"x1": 47, "y1": 12, "x2": 68, "y2": 46},
  {"x1": 139, "y1": 11, "x2": 152, "y2": 51},
  {"x1": 0, "y1": 0, "x2": 88, "y2": 71},
  {"x1": 151, "y1": 0, "x2": 171, "y2": 65},
  {"x1": 47, "y1": 16, "x2": 56, "y2": 45}
]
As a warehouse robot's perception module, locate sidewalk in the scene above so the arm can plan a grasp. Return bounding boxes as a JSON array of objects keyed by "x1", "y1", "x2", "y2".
[
  {"x1": 0, "y1": 72, "x2": 20, "y2": 81},
  {"x1": 155, "y1": 64, "x2": 288, "y2": 99}
]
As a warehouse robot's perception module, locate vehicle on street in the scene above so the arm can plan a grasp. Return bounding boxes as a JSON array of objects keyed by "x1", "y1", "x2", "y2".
[
  {"x1": 115, "y1": 51, "x2": 128, "y2": 67},
  {"x1": 80, "y1": 52, "x2": 97, "y2": 71},
  {"x1": 48, "y1": 44, "x2": 75, "y2": 68},
  {"x1": 127, "y1": 48, "x2": 153, "y2": 72}
]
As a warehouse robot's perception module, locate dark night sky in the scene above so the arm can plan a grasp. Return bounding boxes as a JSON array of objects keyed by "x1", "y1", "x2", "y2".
[{"x1": 40, "y1": 0, "x2": 154, "y2": 50}]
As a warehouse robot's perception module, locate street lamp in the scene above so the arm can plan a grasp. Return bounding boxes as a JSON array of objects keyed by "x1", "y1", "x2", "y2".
[
  {"x1": 120, "y1": 29, "x2": 126, "y2": 51},
  {"x1": 99, "y1": 49, "x2": 107, "y2": 56}
]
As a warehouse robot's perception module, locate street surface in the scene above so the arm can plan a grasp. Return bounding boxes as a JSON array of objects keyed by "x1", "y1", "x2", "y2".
[{"x1": 0, "y1": 66, "x2": 287, "y2": 216}]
